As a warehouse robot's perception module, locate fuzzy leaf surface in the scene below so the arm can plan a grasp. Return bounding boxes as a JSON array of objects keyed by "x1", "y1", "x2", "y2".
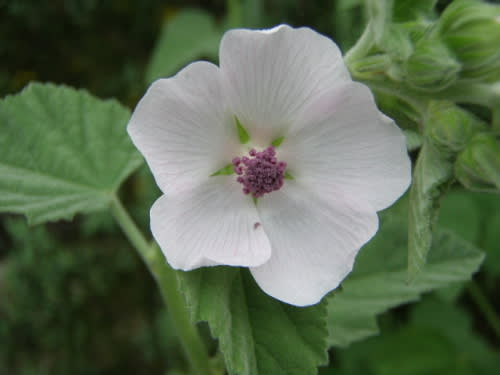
[
  {"x1": 0, "y1": 83, "x2": 142, "y2": 224},
  {"x1": 327, "y1": 199, "x2": 483, "y2": 347},
  {"x1": 407, "y1": 141, "x2": 454, "y2": 280},
  {"x1": 177, "y1": 268, "x2": 328, "y2": 375}
]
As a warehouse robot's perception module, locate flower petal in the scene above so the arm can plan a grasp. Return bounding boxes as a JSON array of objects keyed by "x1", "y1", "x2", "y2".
[
  {"x1": 127, "y1": 61, "x2": 239, "y2": 195},
  {"x1": 251, "y1": 181, "x2": 378, "y2": 306},
  {"x1": 219, "y1": 25, "x2": 350, "y2": 145},
  {"x1": 281, "y1": 82, "x2": 411, "y2": 211},
  {"x1": 150, "y1": 177, "x2": 272, "y2": 270}
]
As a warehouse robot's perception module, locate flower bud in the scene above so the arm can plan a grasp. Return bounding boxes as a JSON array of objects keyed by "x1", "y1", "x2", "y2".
[
  {"x1": 349, "y1": 54, "x2": 391, "y2": 76},
  {"x1": 382, "y1": 24, "x2": 414, "y2": 61},
  {"x1": 379, "y1": 24, "x2": 414, "y2": 81},
  {"x1": 455, "y1": 133, "x2": 500, "y2": 192},
  {"x1": 426, "y1": 101, "x2": 484, "y2": 153},
  {"x1": 404, "y1": 39, "x2": 461, "y2": 91},
  {"x1": 439, "y1": 0, "x2": 500, "y2": 80}
]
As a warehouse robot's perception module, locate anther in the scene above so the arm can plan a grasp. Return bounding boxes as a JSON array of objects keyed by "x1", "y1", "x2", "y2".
[{"x1": 232, "y1": 146, "x2": 287, "y2": 198}]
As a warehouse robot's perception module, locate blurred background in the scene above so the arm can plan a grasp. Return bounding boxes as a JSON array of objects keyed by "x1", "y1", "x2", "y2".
[{"x1": 1, "y1": 0, "x2": 499, "y2": 374}]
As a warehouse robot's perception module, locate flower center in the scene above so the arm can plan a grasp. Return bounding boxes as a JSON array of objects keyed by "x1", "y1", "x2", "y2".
[{"x1": 232, "y1": 146, "x2": 287, "y2": 198}]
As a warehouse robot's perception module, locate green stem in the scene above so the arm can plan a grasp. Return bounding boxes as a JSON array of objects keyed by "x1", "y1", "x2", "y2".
[
  {"x1": 344, "y1": 21, "x2": 375, "y2": 66},
  {"x1": 110, "y1": 196, "x2": 213, "y2": 375},
  {"x1": 467, "y1": 280, "x2": 500, "y2": 339}
]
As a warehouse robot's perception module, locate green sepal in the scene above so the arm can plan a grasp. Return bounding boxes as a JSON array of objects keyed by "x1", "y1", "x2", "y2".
[
  {"x1": 349, "y1": 54, "x2": 392, "y2": 76},
  {"x1": 404, "y1": 38, "x2": 461, "y2": 92},
  {"x1": 438, "y1": 0, "x2": 500, "y2": 80},
  {"x1": 210, "y1": 164, "x2": 235, "y2": 176},
  {"x1": 284, "y1": 171, "x2": 295, "y2": 180},
  {"x1": 235, "y1": 116, "x2": 250, "y2": 144},
  {"x1": 271, "y1": 136, "x2": 285, "y2": 147}
]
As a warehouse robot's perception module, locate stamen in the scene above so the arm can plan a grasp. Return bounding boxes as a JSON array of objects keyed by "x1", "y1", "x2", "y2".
[{"x1": 232, "y1": 146, "x2": 287, "y2": 198}]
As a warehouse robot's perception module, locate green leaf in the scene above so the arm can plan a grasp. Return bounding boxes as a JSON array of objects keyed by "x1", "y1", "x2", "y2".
[
  {"x1": 334, "y1": 297, "x2": 499, "y2": 375},
  {"x1": 407, "y1": 140, "x2": 454, "y2": 281},
  {"x1": 438, "y1": 190, "x2": 481, "y2": 244},
  {"x1": 326, "y1": 199, "x2": 484, "y2": 347},
  {"x1": 439, "y1": 190, "x2": 500, "y2": 278},
  {"x1": 177, "y1": 268, "x2": 328, "y2": 375},
  {"x1": 0, "y1": 83, "x2": 142, "y2": 224},
  {"x1": 145, "y1": 9, "x2": 222, "y2": 85}
]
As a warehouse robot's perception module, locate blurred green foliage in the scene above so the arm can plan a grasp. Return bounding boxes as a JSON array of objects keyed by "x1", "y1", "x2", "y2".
[
  {"x1": 0, "y1": 218, "x2": 180, "y2": 375},
  {"x1": 1, "y1": 0, "x2": 499, "y2": 374}
]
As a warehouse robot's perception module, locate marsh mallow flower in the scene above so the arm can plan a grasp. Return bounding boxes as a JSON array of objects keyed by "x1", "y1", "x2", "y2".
[{"x1": 127, "y1": 25, "x2": 411, "y2": 306}]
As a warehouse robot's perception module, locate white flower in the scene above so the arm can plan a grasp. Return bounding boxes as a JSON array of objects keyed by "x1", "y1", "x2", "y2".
[{"x1": 127, "y1": 25, "x2": 411, "y2": 306}]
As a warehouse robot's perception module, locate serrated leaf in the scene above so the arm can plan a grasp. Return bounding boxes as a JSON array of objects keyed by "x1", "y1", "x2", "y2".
[
  {"x1": 145, "y1": 9, "x2": 222, "y2": 85},
  {"x1": 326, "y1": 199, "x2": 483, "y2": 347},
  {"x1": 0, "y1": 83, "x2": 142, "y2": 224},
  {"x1": 408, "y1": 140, "x2": 454, "y2": 281},
  {"x1": 439, "y1": 191, "x2": 500, "y2": 277},
  {"x1": 177, "y1": 268, "x2": 328, "y2": 375}
]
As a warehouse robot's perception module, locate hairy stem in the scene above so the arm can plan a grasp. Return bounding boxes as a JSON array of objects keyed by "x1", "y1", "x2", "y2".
[
  {"x1": 110, "y1": 196, "x2": 213, "y2": 375},
  {"x1": 344, "y1": 21, "x2": 375, "y2": 66}
]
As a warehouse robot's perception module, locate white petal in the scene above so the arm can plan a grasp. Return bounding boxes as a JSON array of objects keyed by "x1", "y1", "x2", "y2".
[
  {"x1": 280, "y1": 82, "x2": 411, "y2": 211},
  {"x1": 127, "y1": 61, "x2": 239, "y2": 195},
  {"x1": 219, "y1": 24, "x2": 350, "y2": 145},
  {"x1": 251, "y1": 181, "x2": 378, "y2": 306},
  {"x1": 150, "y1": 177, "x2": 272, "y2": 270}
]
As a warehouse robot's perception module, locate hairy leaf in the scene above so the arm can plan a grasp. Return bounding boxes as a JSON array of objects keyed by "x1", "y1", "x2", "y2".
[
  {"x1": 327, "y1": 199, "x2": 483, "y2": 347},
  {"x1": 177, "y1": 268, "x2": 328, "y2": 375},
  {"x1": 334, "y1": 298, "x2": 499, "y2": 375},
  {"x1": 407, "y1": 141, "x2": 454, "y2": 281},
  {"x1": 0, "y1": 83, "x2": 142, "y2": 224},
  {"x1": 145, "y1": 9, "x2": 221, "y2": 85}
]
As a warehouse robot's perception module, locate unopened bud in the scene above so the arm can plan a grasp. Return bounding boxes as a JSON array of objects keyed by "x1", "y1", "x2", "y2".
[
  {"x1": 455, "y1": 133, "x2": 500, "y2": 192},
  {"x1": 426, "y1": 101, "x2": 484, "y2": 153},
  {"x1": 404, "y1": 39, "x2": 461, "y2": 91},
  {"x1": 349, "y1": 54, "x2": 391, "y2": 76},
  {"x1": 439, "y1": 0, "x2": 500, "y2": 80}
]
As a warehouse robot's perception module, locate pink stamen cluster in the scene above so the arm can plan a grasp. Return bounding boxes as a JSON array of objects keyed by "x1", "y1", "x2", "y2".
[{"x1": 232, "y1": 146, "x2": 287, "y2": 198}]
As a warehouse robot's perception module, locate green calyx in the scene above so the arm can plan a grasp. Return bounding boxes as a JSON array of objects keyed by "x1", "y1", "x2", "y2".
[
  {"x1": 438, "y1": 0, "x2": 500, "y2": 78},
  {"x1": 404, "y1": 38, "x2": 461, "y2": 92}
]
